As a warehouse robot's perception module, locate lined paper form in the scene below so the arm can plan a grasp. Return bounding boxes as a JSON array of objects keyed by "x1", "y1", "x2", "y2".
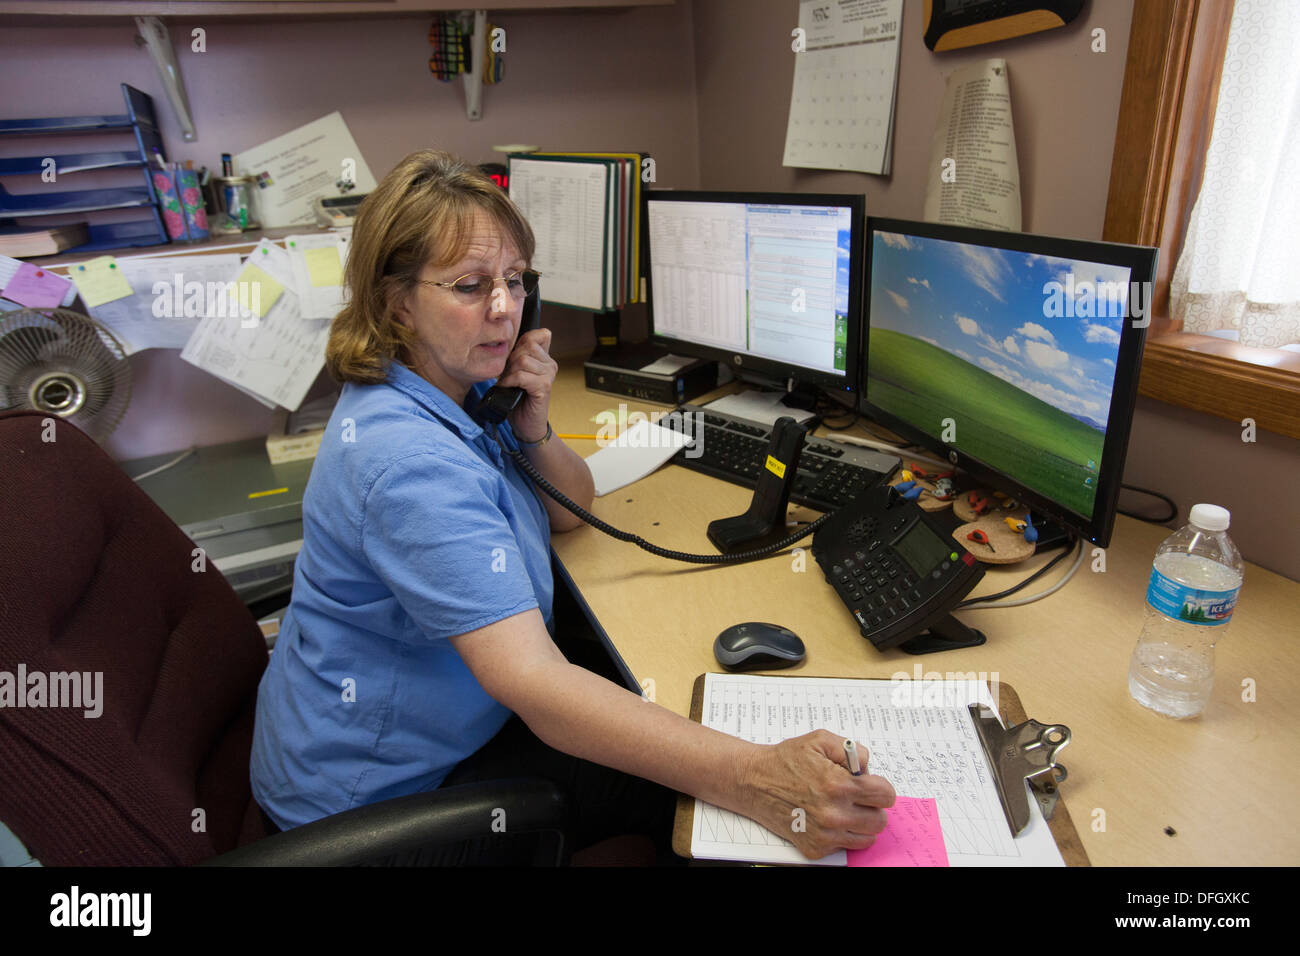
[
  {"x1": 690, "y1": 674, "x2": 1065, "y2": 866},
  {"x1": 509, "y1": 158, "x2": 608, "y2": 310}
]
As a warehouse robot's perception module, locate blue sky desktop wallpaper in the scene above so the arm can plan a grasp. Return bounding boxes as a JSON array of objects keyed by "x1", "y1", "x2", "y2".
[{"x1": 868, "y1": 231, "x2": 1131, "y2": 427}]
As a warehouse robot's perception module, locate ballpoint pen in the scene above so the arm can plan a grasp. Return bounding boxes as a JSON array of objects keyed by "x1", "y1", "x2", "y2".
[{"x1": 844, "y1": 738, "x2": 863, "y2": 776}]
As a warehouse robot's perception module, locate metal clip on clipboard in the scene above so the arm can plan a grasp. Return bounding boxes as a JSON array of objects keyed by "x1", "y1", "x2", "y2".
[{"x1": 968, "y1": 704, "x2": 1070, "y2": 836}]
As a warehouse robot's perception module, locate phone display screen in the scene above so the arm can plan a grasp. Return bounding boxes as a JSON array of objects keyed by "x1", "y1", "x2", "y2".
[{"x1": 891, "y1": 521, "x2": 952, "y2": 578}]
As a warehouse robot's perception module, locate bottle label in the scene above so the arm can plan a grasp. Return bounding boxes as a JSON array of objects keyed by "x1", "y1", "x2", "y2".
[{"x1": 1146, "y1": 567, "x2": 1239, "y2": 626}]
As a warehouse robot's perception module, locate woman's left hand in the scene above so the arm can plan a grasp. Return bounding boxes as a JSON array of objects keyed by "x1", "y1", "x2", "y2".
[{"x1": 500, "y1": 327, "x2": 557, "y2": 443}]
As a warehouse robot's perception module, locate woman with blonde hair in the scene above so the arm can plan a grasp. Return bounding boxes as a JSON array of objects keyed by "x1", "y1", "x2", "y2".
[{"x1": 250, "y1": 149, "x2": 894, "y2": 864}]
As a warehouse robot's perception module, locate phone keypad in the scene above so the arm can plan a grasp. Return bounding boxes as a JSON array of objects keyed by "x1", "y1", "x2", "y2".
[{"x1": 830, "y1": 546, "x2": 922, "y2": 630}]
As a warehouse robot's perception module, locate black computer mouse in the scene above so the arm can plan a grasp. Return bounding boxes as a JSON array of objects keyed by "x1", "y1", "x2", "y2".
[{"x1": 713, "y1": 622, "x2": 806, "y2": 672}]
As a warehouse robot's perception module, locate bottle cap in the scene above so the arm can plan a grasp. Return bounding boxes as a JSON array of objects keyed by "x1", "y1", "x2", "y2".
[{"x1": 1190, "y1": 503, "x2": 1230, "y2": 531}]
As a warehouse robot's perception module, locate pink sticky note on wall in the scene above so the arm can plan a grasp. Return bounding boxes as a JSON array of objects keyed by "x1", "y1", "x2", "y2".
[
  {"x1": 2, "y1": 261, "x2": 73, "y2": 309},
  {"x1": 846, "y1": 796, "x2": 950, "y2": 867}
]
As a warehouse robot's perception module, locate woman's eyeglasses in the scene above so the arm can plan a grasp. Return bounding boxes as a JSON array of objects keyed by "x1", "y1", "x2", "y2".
[{"x1": 417, "y1": 269, "x2": 540, "y2": 304}]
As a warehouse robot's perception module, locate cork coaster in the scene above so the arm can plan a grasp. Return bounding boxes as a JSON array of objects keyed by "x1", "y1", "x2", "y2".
[
  {"x1": 953, "y1": 488, "x2": 1024, "y2": 523},
  {"x1": 954, "y1": 510, "x2": 1036, "y2": 565}
]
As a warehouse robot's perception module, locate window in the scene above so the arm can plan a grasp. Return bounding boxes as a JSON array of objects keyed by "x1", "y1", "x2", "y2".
[{"x1": 1104, "y1": 0, "x2": 1300, "y2": 439}]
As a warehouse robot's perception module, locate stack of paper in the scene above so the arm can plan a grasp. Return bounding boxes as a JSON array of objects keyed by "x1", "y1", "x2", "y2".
[
  {"x1": 507, "y1": 152, "x2": 647, "y2": 312},
  {"x1": 32, "y1": 231, "x2": 349, "y2": 411}
]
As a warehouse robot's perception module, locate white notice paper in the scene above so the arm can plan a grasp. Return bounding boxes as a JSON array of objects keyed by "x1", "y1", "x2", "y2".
[
  {"x1": 584, "y1": 418, "x2": 694, "y2": 497},
  {"x1": 924, "y1": 59, "x2": 1023, "y2": 231},
  {"x1": 233, "y1": 112, "x2": 377, "y2": 228},
  {"x1": 284, "y1": 232, "x2": 350, "y2": 320},
  {"x1": 636, "y1": 354, "x2": 695, "y2": 376},
  {"x1": 84, "y1": 254, "x2": 243, "y2": 354},
  {"x1": 784, "y1": 0, "x2": 904, "y2": 176},
  {"x1": 690, "y1": 675, "x2": 1066, "y2": 867},
  {"x1": 180, "y1": 240, "x2": 330, "y2": 410}
]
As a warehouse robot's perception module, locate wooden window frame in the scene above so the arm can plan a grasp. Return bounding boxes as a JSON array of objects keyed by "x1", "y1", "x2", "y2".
[{"x1": 1104, "y1": 0, "x2": 1300, "y2": 439}]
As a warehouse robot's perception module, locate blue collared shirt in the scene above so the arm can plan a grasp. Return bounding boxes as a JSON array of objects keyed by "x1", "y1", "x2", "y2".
[{"x1": 250, "y1": 363, "x2": 553, "y2": 830}]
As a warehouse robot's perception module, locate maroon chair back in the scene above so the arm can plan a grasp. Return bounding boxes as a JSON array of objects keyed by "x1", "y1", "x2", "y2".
[{"x1": 0, "y1": 410, "x2": 270, "y2": 864}]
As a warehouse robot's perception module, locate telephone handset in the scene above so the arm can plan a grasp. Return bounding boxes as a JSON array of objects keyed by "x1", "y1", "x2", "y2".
[{"x1": 473, "y1": 282, "x2": 541, "y2": 426}]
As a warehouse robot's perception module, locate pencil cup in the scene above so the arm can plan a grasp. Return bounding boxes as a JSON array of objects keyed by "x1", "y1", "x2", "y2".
[{"x1": 154, "y1": 168, "x2": 210, "y2": 243}]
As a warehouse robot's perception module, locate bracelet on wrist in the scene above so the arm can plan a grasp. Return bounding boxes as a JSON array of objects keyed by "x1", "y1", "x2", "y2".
[{"x1": 517, "y1": 421, "x2": 553, "y2": 448}]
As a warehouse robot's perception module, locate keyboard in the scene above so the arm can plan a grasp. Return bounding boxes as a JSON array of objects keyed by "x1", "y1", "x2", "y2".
[{"x1": 665, "y1": 404, "x2": 901, "y2": 513}]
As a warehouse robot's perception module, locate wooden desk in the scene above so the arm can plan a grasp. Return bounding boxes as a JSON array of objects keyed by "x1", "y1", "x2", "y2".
[{"x1": 546, "y1": 359, "x2": 1300, "y2": 867}]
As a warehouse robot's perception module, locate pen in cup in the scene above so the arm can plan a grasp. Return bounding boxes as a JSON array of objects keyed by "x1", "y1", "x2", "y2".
[{"x1": 844, "y1": 738, "x2": 862, "y2": 776}]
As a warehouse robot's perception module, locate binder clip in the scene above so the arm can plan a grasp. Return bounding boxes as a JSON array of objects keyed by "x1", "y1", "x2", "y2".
[{"x1": 967, "y1": 703, "x2": 1070, "y2": 836}]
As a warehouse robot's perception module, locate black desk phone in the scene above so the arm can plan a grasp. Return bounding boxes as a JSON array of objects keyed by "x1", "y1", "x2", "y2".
[
  {"x1": 812, "y1": 485, "x2": 987, "y2": 655},
  {"x1": 473, "y1": 279, "x2": 541, "y2": 426}
]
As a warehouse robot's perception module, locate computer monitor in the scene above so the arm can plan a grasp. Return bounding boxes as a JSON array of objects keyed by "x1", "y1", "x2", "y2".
[
  {"x1": 861, "y1": 217, "x2": 1156, "y2": 549},
  {"x1": 645, "y1": 190, "x2": 864, "y2": 400}
]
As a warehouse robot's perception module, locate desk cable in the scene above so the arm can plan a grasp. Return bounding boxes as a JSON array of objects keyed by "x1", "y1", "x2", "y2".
[
  {"x1": 490, "y1": 423, "x2": 829, "y2": 565},
  {"x1": 127, "y1": 446, "x2": 196, "y2": 482},
  {"x1": 957, "y1": 536, "x2": 1084, "y2": 610}
]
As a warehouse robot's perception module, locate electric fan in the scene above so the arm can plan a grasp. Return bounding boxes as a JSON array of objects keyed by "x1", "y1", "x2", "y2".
[{"x1": 0, "y1": 307, "x2": 132, "y2": 443}]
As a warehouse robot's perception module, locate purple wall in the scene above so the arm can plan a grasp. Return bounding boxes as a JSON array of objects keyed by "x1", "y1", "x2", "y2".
[
  {"x1": 1, "y1": 6, "x2": 701, "y2": 457},
  {"x1": 3, "y1": 0, "x2": 1297, "y2": 578}
]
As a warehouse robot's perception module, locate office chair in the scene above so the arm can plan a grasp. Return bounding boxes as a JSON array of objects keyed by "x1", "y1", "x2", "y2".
[{"x1": 0, "y1": 409, "x2": 572, "y2": 866}]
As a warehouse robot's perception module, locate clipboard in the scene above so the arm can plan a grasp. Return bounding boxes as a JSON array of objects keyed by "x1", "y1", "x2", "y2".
[{"x1": 672, "y1": 673, "x2": 1090, "y2": 866}]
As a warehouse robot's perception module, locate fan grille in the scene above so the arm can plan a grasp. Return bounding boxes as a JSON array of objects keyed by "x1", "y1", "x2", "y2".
[{"x1": 0, "y1": 308, "x2": 131, "y2": 443}]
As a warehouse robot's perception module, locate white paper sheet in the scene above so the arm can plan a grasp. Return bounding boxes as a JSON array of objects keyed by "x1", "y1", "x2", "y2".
[
  {"x1": 637, "y1": 354, "x2": 696, "y2": 376},
  {"x1": 924, "y1": 59, "x2": 1023, "y2": 231},
  {"x1": 702, "y1": 391, "x2": 817, "y2": 427},
  {"x1": 284, "y1": 232, "x2": 349, "y2": 320},
  {"x1": 584, "y1": 418, "x2": 694, "y2": 496},
  {"x1": 81, "y1": 254, "x2": 243, "y2": 354},
  {"x1": 509, "y1": 159, "x2": 608, "y2": 311},
  {"x1": 783, "y1": 0, "x2": 905, "y2": 176},
  {"x1": 233, "y1": 112, "x2": 377, "y2": 228},
  {"x1": 690, "y1": 674, "x2": 1066, "y2": 867},
  {"x1": 180, "y1": 240, "x2": 329, "y2": 410}
]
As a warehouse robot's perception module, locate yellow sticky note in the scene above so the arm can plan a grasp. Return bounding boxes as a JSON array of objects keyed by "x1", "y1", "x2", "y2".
[
  {"x1": 304, "y1": 246, "x2": 343, "y2": 287},
  {"x1": 231, "y1": 263, "x2": 283, "y2": 319},
  {"x1": 765, "y1": 455, "x2": 787, "y2": 479},
  {"x1": 70, "y1": 256, "x2": 133, "y2": 308}
]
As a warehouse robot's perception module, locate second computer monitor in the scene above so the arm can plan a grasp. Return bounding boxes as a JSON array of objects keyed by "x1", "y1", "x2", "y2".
[
  {"x1": 861, "y1": 217, "x2": 1156, "y2": 549},
  {"x1": 645, "y1": 191, "x2": 865, "y2": 397}
]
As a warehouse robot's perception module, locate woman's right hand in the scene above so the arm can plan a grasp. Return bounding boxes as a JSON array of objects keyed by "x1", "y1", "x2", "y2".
[{"x1": 735, "y1": 729, "x2": 896, "y2": 860}]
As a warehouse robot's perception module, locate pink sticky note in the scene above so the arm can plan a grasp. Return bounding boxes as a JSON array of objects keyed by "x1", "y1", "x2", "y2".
[
  {"x1": 846, "y1": 796, "x2": 950, "y2": 867},
  {"x1": 2, "y1": 261, "x2": 73, "y2": 309}
]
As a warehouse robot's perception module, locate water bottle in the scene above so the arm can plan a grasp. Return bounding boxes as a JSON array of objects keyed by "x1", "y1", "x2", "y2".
[{"x1": 1128, "y1": 504, "x2": 1243, "y2": 718}]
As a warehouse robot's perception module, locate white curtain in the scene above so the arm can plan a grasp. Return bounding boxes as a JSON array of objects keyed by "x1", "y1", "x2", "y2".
[{"x1": 1170, "y1": 0, "x2": 1300, "y2": 349}]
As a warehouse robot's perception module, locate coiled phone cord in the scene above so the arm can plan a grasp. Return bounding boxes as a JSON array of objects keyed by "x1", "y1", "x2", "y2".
[{"x1": 491, "y1": 424, "x2": 830, "y2": 565}]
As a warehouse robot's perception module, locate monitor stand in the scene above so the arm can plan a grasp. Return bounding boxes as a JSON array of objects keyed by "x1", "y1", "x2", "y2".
[
  {"x1": 1028, "y1": 513, "x2": 1072, "y2": 553},
  {"x1": 777, "y1": 382, "x2": 821, "y2": 412}
]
